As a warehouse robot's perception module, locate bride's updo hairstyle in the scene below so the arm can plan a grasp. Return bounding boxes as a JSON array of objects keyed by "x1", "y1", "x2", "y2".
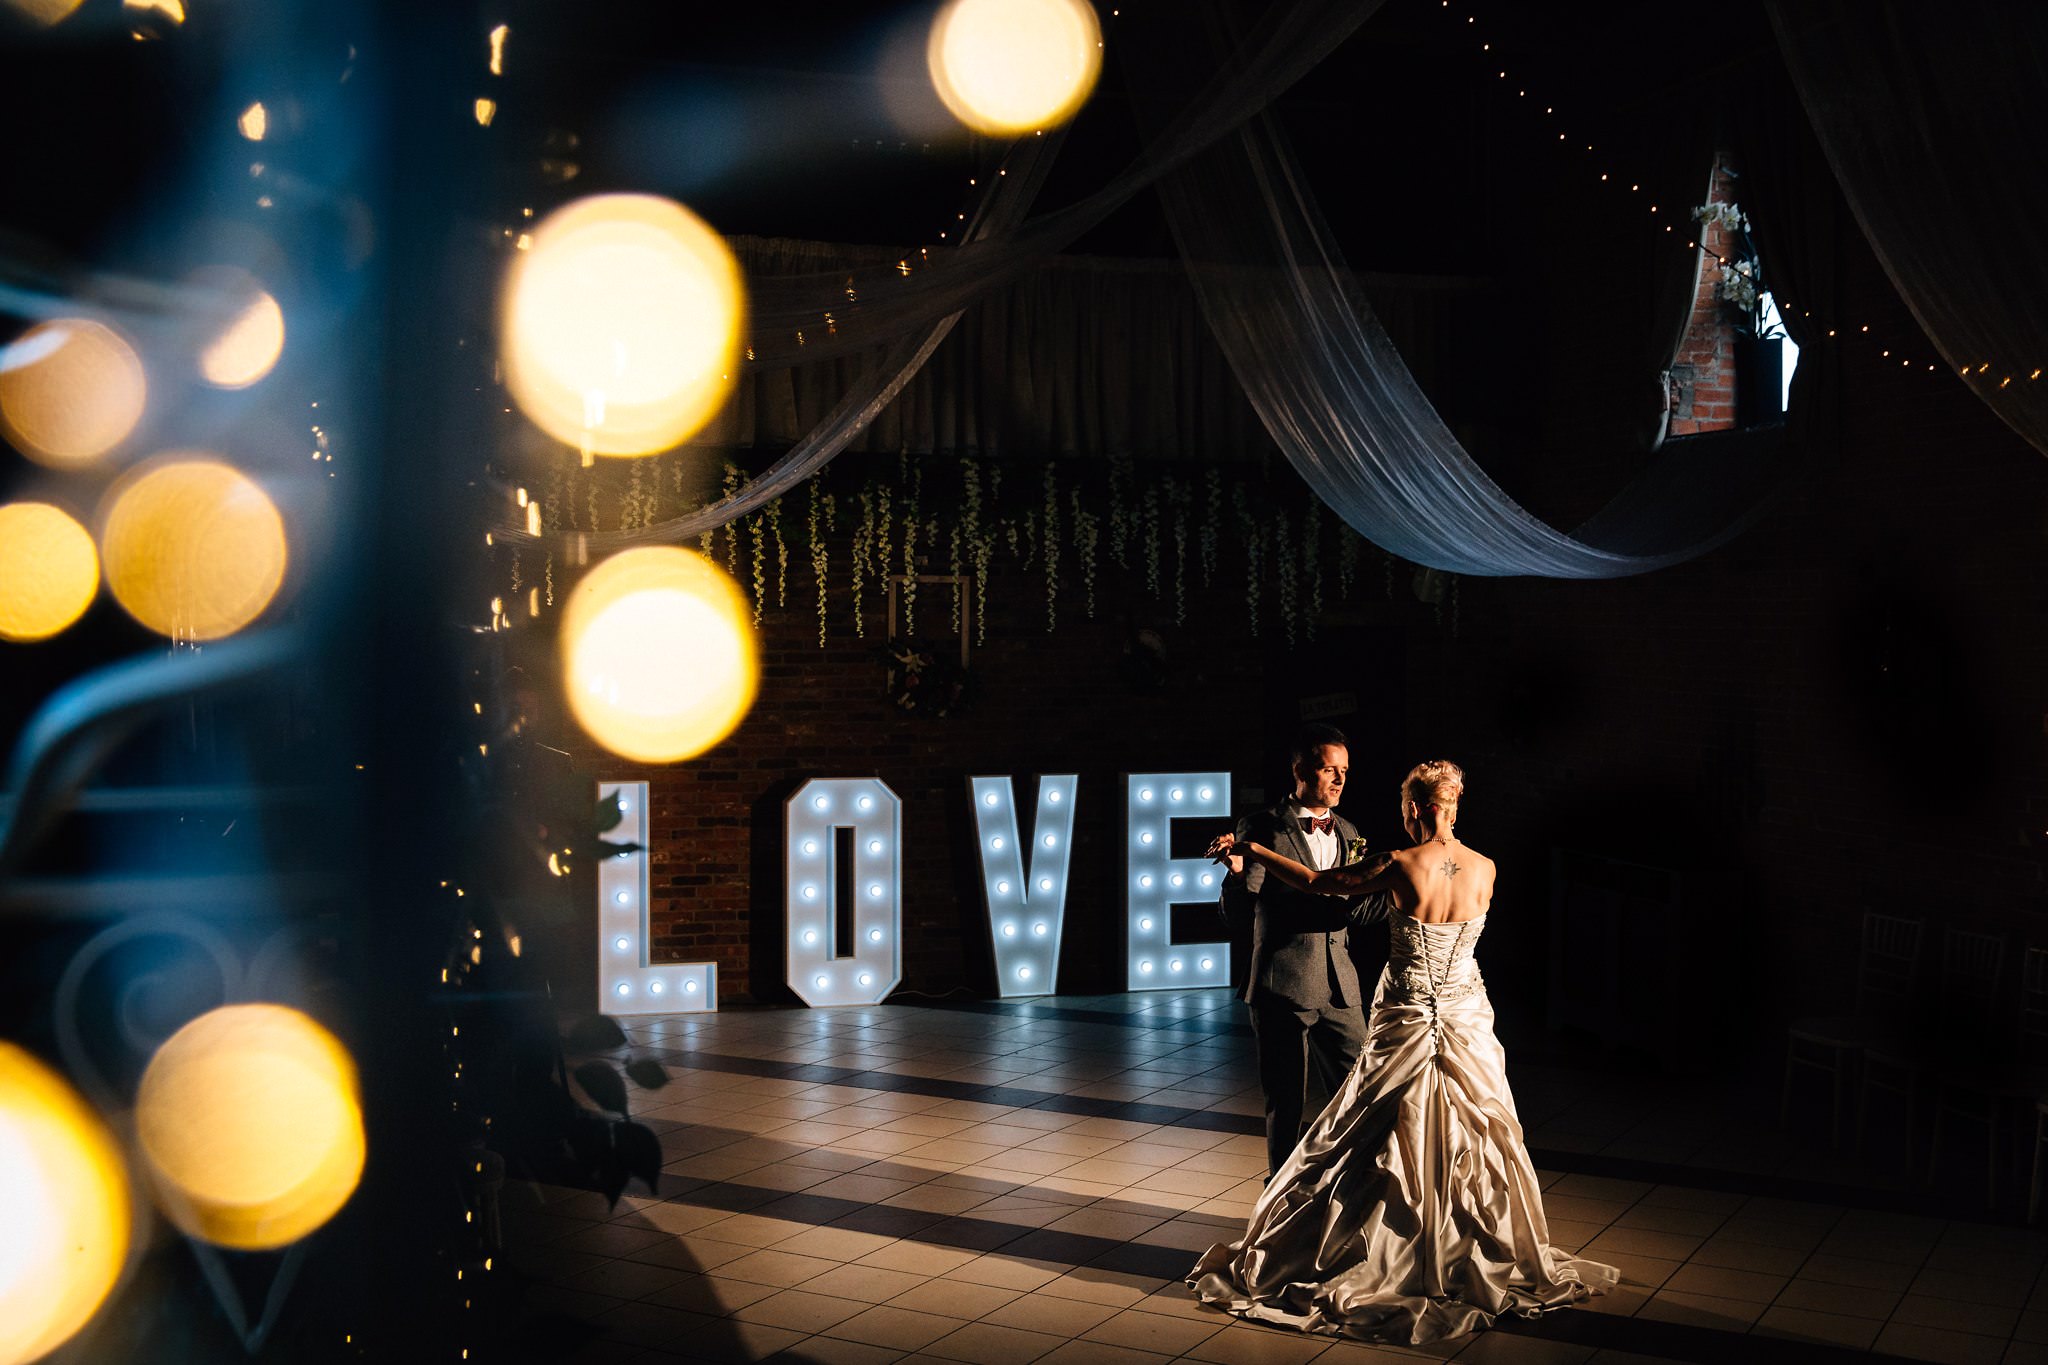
[{"x1": 1401, "y1": 760, "x2": 1465, "y2": 824}]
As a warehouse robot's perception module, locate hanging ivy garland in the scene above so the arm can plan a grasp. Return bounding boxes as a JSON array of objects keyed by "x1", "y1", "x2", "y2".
[
  {"x1": 1274, "y1": 504, "x2": 1297, "y2": 645},
  {"x1": 1040, "y1": 465, "x2": 1059, "y2": 633},
  {"x1": 497, "y1": 450, "x2": 1484, "y2": 668},
  {"x1": 1071, "y1": 489, "x2": 1099, "y2": 619},
  {"x1": 1170, "y1": 479, "x2": 1190, "y2": 627},
  {"x1": 1141, "y1": 484, "x2": 1162, "y2": 602}
]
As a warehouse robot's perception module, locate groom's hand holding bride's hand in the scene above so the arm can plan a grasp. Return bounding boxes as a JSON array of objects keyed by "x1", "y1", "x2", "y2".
[{"x1": 1205, "y1": 833, "x2": 1247, "y2": 878}]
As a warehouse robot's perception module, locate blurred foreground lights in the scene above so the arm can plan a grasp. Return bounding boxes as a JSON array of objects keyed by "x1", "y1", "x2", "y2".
[
  {"x1": 102, "y1": 457, "x2": 288, "y2": 640},
  {"x1": 561, "y1": 546, "x2": 756, "y2": 763},
  {"x1": 2, "y1": 0, "x2": 83, "y2": 26},
  {"x1": 135, "y1": 1004, "x2": 364, "y2": 1250},
  {"x1": 237, "y1": 102, "x2": 267, "y2": 141},
  {"x1": 195, "y1": 271, "x2": 285, "y2": 389},
  {"x1": 122, "y1": 0, "x2": 184, "y2": 31},
  {"x1": 0, "y1": 319, "x2": 146, "y2": 468},
  {"x1": 0, "y1": 503, "x2": 99, "y2": 642},
  {"x1": 0, "y1": 1044, "x2": 130, "y2": 1365},
  {"x1": 501, "y1": 194, "x2": 743, "y2": 457},
  {"x1": 928, "y1": 0, "x2": 1102, "y2": 136}
]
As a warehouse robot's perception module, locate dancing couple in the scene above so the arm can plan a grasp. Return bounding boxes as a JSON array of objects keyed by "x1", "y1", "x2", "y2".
[{"x1": 1193, "y1": 727, "x2": 1617, "y2": 1344}]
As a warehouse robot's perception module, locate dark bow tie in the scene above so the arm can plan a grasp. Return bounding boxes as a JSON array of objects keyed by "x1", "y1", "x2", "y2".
[{"x1": 1302, "y1": 815, "x2": 1334, "y2": 835}]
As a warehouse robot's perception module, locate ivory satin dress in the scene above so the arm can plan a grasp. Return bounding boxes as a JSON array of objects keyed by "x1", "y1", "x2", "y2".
[{"x1": 1191, "y1": 910, "x2": 1618, "y2": 1344}]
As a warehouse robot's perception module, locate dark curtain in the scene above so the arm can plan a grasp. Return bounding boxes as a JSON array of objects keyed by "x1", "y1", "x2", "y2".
[{"x1": 1768, "y1": 0, "x2": 2048, "y2": 458}]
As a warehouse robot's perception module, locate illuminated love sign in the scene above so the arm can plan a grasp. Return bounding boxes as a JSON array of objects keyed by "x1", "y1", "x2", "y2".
[
  {"x1": 968, "y1": 774, "x2": 1077, "y2": 996},
  {"x1": 1125, "y1": 773, "x2": 1232, "y2": 991},
  {"x1": 598, "y1": 780, "x2": 716, "y2": 1013},
  {"x1": 785, "y1": 778, "x2": 902, "y2": 1006}
]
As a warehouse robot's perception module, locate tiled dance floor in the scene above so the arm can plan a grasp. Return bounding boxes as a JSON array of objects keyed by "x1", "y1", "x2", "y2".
[{"x1": 505, "y1": 990, "x2": 2048, "y2": 1365}]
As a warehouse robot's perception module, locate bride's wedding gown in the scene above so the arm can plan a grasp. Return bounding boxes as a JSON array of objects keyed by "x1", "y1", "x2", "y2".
[{"x1": 1191, "y1": 910, "x2": 1618, "y2": 1344}]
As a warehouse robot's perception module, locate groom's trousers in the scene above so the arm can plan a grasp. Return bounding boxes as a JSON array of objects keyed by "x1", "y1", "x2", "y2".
[{"x1": 1249, "y1": 998, "x2": 1368, "y2": 1179}]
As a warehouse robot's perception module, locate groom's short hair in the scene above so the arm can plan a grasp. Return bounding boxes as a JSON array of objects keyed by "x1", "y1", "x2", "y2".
[{"x1": 1290, "y1": 724, "x2": 1349, "y2": 774}]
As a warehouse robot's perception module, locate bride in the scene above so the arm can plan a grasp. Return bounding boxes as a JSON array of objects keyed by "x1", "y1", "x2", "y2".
[{"x1": 1191, "y1": 760, "x2": 1617, "y2": 1344}]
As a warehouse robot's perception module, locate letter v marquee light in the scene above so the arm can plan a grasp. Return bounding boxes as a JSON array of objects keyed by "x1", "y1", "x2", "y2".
[
  {"x1": 598, "y1": 780, "x2": 716, "y2": 1013},
  {"x1": 968, "y1": 775, "x2": 1076, "y2": 996},
  {"x1": 1126, "y1": 772, "x2": 1231, "y2": 991}
]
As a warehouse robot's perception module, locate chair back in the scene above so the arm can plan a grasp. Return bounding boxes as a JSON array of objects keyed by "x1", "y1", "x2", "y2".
[
  {"x1": 1856, "y1": 913, "x2": 1923, "y2": 1015},
  {"x1": 2022, "y1": 946, "x2": 2048, "y2": 1056},
  {"x1": 1942, "y1": 926, "x2": 2006, "y2": 1036}
]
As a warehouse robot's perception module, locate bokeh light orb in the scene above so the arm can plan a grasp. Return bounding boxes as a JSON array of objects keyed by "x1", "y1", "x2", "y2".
[
  {"x1": 0, "y1": 319, "x2": 147, "y2": 468},
  {"x1": 194, "y1": 271, "x2": 285, "y2": 389},
  {"x1": 101, "y1": 456, "x2": 288, "y2": 641},
  {"x1": 0, "y1": 503, "x2": 99, "y2": 643},
  {"x1": 561, "y1": 546, "x2": 756, "y2": 763},
  {"x1": 501, "y1": 194, "x2": 743, "y2": 457},
  {"x1": 928, "y1": 0, "x2": 1102, "y2": 136},
  {"x1": 135, "y1": 1004, "x2": 363, "y2": 1251},
  {"x1": 0, "y1": 1043, "x2": 130, "y2": 1365}
]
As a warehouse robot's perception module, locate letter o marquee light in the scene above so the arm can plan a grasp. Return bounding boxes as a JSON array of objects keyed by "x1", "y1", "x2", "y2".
[{"x1": 786, "y1": 778, "x2": 902, "y2": 1007}]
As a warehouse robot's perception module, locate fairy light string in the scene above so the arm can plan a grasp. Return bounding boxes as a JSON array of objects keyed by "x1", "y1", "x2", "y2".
[{"x1": 1442, "y1": 0, "x2": 2037, "y2": 391}]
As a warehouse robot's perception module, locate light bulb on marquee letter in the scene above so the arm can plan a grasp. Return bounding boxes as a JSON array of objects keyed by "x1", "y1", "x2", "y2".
[
  {"x1": 969, "y1": 775, "x2": 1075, "y2": 997},
  {"x1": 786, "y1": 778, "x2": 901, "y2": 1007},
  {"x1": 597, "y1": 781, "x2": 715, "y2": 1012},
  {"x1": 1126, "y1": 772, "x2": 1231, "y2": 991}
]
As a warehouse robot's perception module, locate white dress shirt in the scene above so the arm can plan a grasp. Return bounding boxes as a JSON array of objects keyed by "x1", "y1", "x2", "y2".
[{"x1": 1288, "y1": 801, "x2": 1339, "y2": 871}]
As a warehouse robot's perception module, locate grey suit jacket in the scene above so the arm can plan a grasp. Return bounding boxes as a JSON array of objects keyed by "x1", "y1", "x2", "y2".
[{"x1": 1219, "y1": 804, "x2": 1388, "y2": 1011}]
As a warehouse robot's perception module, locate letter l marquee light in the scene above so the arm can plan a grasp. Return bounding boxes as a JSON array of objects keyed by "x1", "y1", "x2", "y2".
[
  {"x1": 969, "y1": 774, "x2": 1076, "y2": 996},
  {"x1": 1126, "y1": 772, "x2": 1231, "y2": 991},
  {"x1": 785, "y1": 778, "x2": 902, "y2": 1007},
  {"x1": 598, "y1": 781, "x2": 716, "y2": 1013}
]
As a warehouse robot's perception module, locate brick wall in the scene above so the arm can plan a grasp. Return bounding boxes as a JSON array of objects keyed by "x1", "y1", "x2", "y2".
[
  {"x1": 568, "y1": 475, "x2": 1408, "y2": 1006},
  {"x1": 1666, "y1": 165, "x2": 1742, "y2": 438}
]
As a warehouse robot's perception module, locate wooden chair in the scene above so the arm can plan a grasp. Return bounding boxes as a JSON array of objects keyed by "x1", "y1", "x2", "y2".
[
  {"x1": 1900, "y1": 928, "x2": 2006, "y2": 1197},
  {"x1": 1782, "y1": 911, "x2": 1922, "y2": 1149}
]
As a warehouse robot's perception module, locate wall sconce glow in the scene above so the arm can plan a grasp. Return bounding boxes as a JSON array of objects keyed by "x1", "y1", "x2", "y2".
[
  {"x1": 0, "y1": 1042, "x2": 130, "y2": 1365},
  {"x1": 0, "y1": 502, "x2": 98, "y2": 643},
  {"x1": 560, "y1": 546, "x2": 756, "y2": 763},
  {"x1": 501, "y1": 193, "x2": 743, "y2": 457},
  {"x1": 927, "y1": 0, "x2": 1102, "y2": 137},
  {"x1": 969, "y1": 775, "x2": 1075, "y2": 997},
  {"x1": 1126, "y1": 772, "x2": 1231, "y2": 991},
  {"x1": 134, "y1": 1004, "x2": 363, "y2": 1249},
  {"x1": 786, "y1": 778, "x2": 902, "y2": 1006},
  {"x1": 0, "y1": 318, "x2": 146, "y2": 468},
  {"x1": 598, "y1": 781, "x2": 715, "y2": 1013}
]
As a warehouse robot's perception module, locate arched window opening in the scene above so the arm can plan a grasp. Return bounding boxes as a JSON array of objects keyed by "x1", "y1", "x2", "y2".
[{"x1": 1669, "y1": 164, "x2": 1800, "y2": 437}]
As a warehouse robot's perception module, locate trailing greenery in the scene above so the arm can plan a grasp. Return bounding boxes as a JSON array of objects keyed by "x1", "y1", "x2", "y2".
[{"x1": 502, "y1": 452, "x2": 1446, "y2": 651}]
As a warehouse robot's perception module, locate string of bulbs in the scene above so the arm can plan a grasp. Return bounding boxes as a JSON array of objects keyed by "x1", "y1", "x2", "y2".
[{"x1": 1442, "y1": 0, "x2": 2041, "y2": 394}]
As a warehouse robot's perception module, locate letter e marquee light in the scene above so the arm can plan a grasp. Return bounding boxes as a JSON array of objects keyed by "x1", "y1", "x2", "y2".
[
  {"x1": 785, "y1": 778, "x2": 902, "y2": 1007},
  {"x1": 598, "y1": 781, "x2": 716, "y2": 1013},
  {"x1": 969, "y1": 774, "x2": 1076, "y2": 996},
  {"x1": 1126, "y1": 772, "x2": 1231, "y2": 991}
]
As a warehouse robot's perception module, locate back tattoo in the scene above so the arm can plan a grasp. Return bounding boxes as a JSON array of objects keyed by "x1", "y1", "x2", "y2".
[{"x1": 1439, "y1": 857, "x2": 1463, "y2": 880}]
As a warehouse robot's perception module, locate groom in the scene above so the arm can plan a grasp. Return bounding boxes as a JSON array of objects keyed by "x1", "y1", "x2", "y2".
[{"x1": 1220, "y1": 724, "x2": 1380, "y2": 1178}]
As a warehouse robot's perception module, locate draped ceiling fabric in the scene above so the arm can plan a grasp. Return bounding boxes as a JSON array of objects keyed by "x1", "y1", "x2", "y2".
[
  {"x1": 498, "y1": 0, "x2": 1396, "y2": 552},
  {"x1": 702, "y1": 237, "x2": 1484, "y2": 463},
  {"x1": 505, "y1": 0, "x2": 1789, "y2": 578},
  {"x1": 1156, "y1": 111, "x2": 1783, "y2": 578},
  {"x1": 1769, "y1": 0, "x2": 2048, "y2": 459}
]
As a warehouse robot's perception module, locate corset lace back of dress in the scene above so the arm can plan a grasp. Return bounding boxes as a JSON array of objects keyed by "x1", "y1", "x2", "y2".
[{"x1": 1383, "y1": 913, "x2": 1486, "y2": 1008}]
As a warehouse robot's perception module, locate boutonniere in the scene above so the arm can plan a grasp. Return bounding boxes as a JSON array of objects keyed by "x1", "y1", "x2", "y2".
[{"x1": 1344, "y1": 837, "x2": 1369, "y2": 865}]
